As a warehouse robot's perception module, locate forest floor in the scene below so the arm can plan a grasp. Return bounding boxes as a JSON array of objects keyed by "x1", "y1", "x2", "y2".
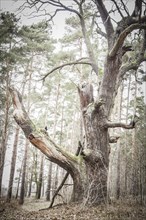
[{"x1": 0, "y1": 198, "x2": 146, "y2": 220}]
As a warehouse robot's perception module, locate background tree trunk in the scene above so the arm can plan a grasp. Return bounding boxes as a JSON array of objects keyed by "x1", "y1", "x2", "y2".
[
  {"x1": 0, "y1": 73, "x2": 10, "y2": 196},
  {"x1": 19, "y1": 139, "x2": 29, "y2": 205},
  {"x1": 27, "y1": 164, "x2": 33, "y2": 198},
  {"x1": 15, "y1": 161, "x2": 23, "y2": 199},
  {"x1": 46, "y1": 162, "x2": 52, "y2": 201},
  {"x1": 115, "y1": 83, "x2": 124, "y2": 200},
  {"x1": 6, "y1": 126, "x2": 20, "y2": 202},
  {"x1": 6, "y1": 73, "x2": 27, "y2": 202},
  {"x1": 36, "y1": 154, "x2": 44, "y2": 199},
  {"x1": 124, "y1": 73, "x2": 131, "y2": 195}
]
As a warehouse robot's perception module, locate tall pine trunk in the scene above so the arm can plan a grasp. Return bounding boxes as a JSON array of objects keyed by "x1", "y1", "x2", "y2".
[
  {"x1": 19, "y1": 139, "x2": 29, "y2": 204},
  {"x1": 36, "y1": 154, "x2": 44, "y2": 199},
  {"x1": 124, "y1": 74, "x2": 131, "y2": 195},
  {"x1": 115, "y1": 83, "x2": 124, "y2": 199},
  {"x1": 46, "y1": 83, "x2": 60, "y2": 200},
  {"x1": 0, "y1": 73, "x2": 10, "y2": 196},
  {"x1": 6, "y1": 126, "x2": 20, "y2": 202},
  {"x1": 46, "y1": 162, "x2": 52, "y2": 201},
  {"x1": 27, "y1": 164, "x2": 33, "y2": 197},
  {"x1": 15, "y1": 161, "x2": 23, "y2": 199}
]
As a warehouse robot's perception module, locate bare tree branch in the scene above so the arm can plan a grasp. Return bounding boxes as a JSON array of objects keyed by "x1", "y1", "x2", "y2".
[
  {"x1": 20, "y1": 0, "x2": 82, "y2": 19},
  {"x1": 40, "y1": 59, "x2": 92, "y2": 81},
  {"x1": 44, "y1": 0, "x2": 81, "y2": 18},
  {"x1": 111, "y1": 0, "x2": 124, "y2": 18},
  {"x1": 105, "y1": 122, "x2": 135, "y2": 129},
  {"x1": 120, "y1": 0, "x2": 130, "y2": 16},
  {"x1": 73, "y1": 0, "x2": 80, "y2": 6}
]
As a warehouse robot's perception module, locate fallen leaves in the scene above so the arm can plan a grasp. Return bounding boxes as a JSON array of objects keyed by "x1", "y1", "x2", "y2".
[{"x1": 0, "y1": 199, "x2": 146, "y2": 220}]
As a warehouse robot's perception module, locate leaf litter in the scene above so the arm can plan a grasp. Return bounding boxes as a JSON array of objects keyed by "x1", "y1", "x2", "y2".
[{"x1": 0, "y1": 198, "x2": 146, "y2": 220}]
